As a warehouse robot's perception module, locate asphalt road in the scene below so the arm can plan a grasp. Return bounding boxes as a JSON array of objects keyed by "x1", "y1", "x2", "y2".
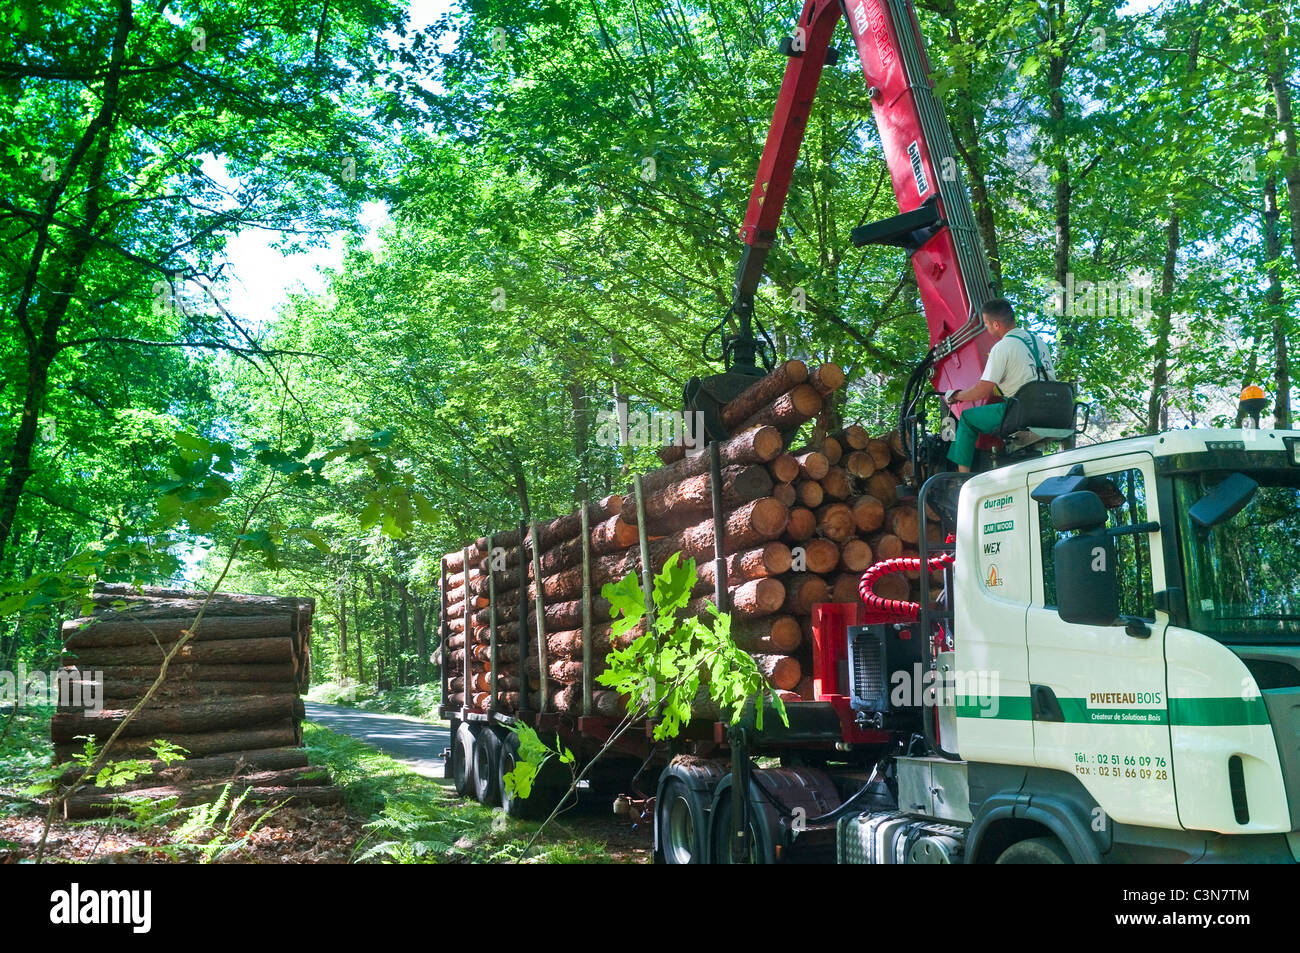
[{"x1": 304, "y1": 701, "x2": 450, "y2": 779}]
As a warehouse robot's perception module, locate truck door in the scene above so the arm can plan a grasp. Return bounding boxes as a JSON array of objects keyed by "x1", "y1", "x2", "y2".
[{"x1": 1026, "y1": 453, "x2": 1179, "y2": 830}]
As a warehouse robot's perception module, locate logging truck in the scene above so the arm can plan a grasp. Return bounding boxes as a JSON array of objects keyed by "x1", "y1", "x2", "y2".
[{"x1": 437, "y1": 0, "x2": 1300, "y2": 863}]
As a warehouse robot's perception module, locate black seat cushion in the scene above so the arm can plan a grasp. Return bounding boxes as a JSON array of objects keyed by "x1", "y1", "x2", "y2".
[{"x1": 997, "y1": 380, "x2": 1077, "y2": 434}]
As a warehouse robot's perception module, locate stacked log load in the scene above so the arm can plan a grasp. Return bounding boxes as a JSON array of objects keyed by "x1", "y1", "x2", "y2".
[
  {"x1": 53, "y1": 585, "x2": 340, "y2": 819},
  {"x1": 440, "y1": 359, "x2": 936, "y2": 717}
]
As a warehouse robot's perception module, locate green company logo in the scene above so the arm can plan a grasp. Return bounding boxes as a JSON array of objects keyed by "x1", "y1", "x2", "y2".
[
  {"x1": 982, "y1": 520, "x2": 1014, "y2": 534},
  {"x1": 983, "y1": 495, "x2": 1014, "y2": 510}
]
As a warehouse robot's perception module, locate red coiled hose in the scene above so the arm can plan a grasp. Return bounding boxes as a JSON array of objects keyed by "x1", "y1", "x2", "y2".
[{"x1": 858, "y1": 550, "x2": 955, "y2": 623}]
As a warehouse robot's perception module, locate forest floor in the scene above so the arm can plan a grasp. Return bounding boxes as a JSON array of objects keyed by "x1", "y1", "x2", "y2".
[{"x1": 0, "y1": 709, "x2": 650, "y2": 864}]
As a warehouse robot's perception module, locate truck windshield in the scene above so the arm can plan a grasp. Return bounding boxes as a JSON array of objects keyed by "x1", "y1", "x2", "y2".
[{"x1": 1175, "y1": 471, "x2": 1300, "y2": 641}]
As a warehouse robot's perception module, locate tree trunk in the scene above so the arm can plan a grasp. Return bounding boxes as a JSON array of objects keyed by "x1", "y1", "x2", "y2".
[
  {"x1": 1264, "y1": 174, "x2": 1290, "y2": 428},
  {"x1": 1147, "y1": 214, "x2": 1180, "y2": 433}
]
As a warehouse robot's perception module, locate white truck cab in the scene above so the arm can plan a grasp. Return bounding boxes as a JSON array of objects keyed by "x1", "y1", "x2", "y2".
[{"x1": 842, "y1": 429, "x2": 1300, "y2": 863}]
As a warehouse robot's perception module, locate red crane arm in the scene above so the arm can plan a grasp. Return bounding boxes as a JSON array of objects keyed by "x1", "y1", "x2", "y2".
[{"x1": 732, "y1": 0, "x2": 994, "y2": 400}]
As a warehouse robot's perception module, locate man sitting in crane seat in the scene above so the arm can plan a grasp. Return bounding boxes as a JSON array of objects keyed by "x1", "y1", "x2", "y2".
[{"x1": 943, "y1": 298, "x2": 1056, "y2": 473}]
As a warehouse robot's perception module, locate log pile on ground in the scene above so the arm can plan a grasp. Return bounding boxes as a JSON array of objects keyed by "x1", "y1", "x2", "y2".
[
  {"x1": 441, "y1": 359, "x2": 935, "y2": 716},
  {"x1": 54, "y1": 585, "x2": 340, "y2": 819}
]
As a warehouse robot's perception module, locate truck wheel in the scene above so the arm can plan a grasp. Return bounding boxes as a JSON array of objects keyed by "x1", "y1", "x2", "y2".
[
  {"x1": 474, "y1": 728, "x2": 503, "y2": 805},
  {"x1": 451, "y1": 721, "x2": 477, "y2": 798},
  {"x1": 708, "y1": 780, "x2": 777, "y2": 864},
  {"x1": 657, "y1": 777, "x2": 711, "y2": 864},
  {"x1": 995, "y1": 835, "x2": 1072, "y2": 864},
  {"x1": 498, "y1": 731, "x2": 564, "y2": 820}
]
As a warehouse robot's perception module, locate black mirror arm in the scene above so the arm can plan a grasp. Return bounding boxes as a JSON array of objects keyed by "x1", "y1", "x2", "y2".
[{"x1": 1107, "y1": 521, "x2": 1160, "y2": 539}]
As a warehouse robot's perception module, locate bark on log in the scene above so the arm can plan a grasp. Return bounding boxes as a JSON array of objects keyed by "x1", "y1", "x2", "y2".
[
  {"x1": 638, "y1": 426, "x2": 783, "y2": 497},
  {"x1": 695, "y1": 543, "x2": 793, "y2": 588},
  {"x1": 51, "y1": 696, "x2": 305, "y2": 743},
  {"x1": 56, "y1": 747, "x2": 311, "y2": 790},
  {"x1": 619, "y1": 464, "x2": 773, "y2": 531},
  {"x1": 719, "y1": 360, "x2": 809, "y2": 430},
  {"x1": 67, "y1": 662, "x2": 298, "y2": 684},
  {"x1": 62, "y1": 614, "x2": 295, "y2": 650},
  {"x1": 53, "y1": 722, "x2": 301, "y2": 763},
  {"x1": 738, "y1": 384, "x2": 823, "y2": 433},
  {"x1": 731, "y1": 615, "x2": 802, "y2": 653},
  {"x1": 752, "y1": 654, "x2": 802, "y2": 691}
]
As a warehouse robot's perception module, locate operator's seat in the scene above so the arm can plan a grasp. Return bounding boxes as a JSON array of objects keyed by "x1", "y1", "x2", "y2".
[{"x1": 991, "y1": 379, "x2": 1079, "y2": 454}]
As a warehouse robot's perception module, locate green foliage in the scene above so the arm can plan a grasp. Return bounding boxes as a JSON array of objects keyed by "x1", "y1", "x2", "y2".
[
  {"x1": 598, "y1": 553, "x2": 788, "y2": 740},
  {"x1": 302, "y1": 723, "x2": 621, "y2": 864},
  {"x1": 501, "y1": 722, "x2": 573, "y2": 801}
]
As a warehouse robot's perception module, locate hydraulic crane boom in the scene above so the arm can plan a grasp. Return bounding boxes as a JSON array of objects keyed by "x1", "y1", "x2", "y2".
[{"x1": 729, "y1": 0, "x2": 995, "y2": 404}]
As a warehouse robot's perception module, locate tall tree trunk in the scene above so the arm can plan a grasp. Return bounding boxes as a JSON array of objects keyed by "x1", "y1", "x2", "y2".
[
  {"x1": 1264, "y1": 174, "x2": 1290, "y2": 428},
  {"x1": 0, "y1": 0, "x2": 132, "y2": 571},
  {"x1": 379, "y1": 575, "x2": 393, "y2": 690},
  {"x1": 397, "y1": 583, "x2": 410, "y2": 685},
  {"x1": 1147, "y1": 214, "x2": 1180, "y2": 433},
  {"x1": 352, "y1": 577, "x2": 364, "y2": 683},
  {"x1": 1266, "y1": 15, "x2": 1300, "y2": 275},
  {"x1": 412, "y1": 593, "x2": 427, "y2": 682},
  {"x1": 336, "y1": 576, "x2": 349, "y2": 680}
]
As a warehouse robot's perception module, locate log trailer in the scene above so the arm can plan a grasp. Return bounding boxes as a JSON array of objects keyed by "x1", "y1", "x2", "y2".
[{"x1": 438, "y1": 0, "x2": 1300, "y2": 863}]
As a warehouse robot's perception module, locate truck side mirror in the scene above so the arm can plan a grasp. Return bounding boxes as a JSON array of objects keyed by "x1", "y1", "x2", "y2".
[
  {"x1": 1051, "y1": 491, "x2": 1119, "y2": 626},
  {"x1": 1050, "y1": 490, "x2": 1107, "y2": 532},
  {"x1": 1054, "y1": 534, "x2": 1120, "y2": 626}
]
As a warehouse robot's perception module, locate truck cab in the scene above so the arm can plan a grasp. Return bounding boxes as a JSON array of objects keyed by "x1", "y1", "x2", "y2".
[{"x1": 872, "y1": 428, "x2": 1300, "y2": 862}]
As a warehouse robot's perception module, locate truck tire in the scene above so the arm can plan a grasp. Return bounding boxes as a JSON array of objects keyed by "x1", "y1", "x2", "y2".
[
  {"x1": 657, "y1": 777, "x2": 711, "y2": 864},
  {"x1": 474, "y1": 727, "x2": 503, "y2": 805},
  {"x1": 498, "y1": 731, "x2": 567, "y2": 820},
  {"x1": 655, "y1": 759, "x2": 726, "y2": 864},
  {"x1": 708, "y1": 778, "x2": 777, "y2": 865},
  {"x1": 995, "y1": 835, "x2": 1072, "y2": 864},
  {"x1": 451, "y1": 721, "x2": 477, "y2": 798}
]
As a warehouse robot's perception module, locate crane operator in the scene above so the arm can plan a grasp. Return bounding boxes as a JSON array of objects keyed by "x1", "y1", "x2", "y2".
[{"x1": 943, "y1": 298, "x2": 1056, "y2": 473}]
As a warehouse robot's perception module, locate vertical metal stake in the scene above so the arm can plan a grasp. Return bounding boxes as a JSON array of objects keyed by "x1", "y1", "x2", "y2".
[
  {"x1": 529, "y1": 521, "x2": 548, "y2": 714},
  {"x1": 487, "y1": 531, "x2": 498, "y2": 718},
  {"x1": 708, "y1": 440, "x2": 730, "y2": 612},
  {"x1": 516, "y1": 521, "x2": 530, "y2": 713},
  {"x1": 580, "y1": 501, "x2": 593, "y2": 717},
  {"x1": 461, "y1": 545, "x2": 472, "y2": 719},
  {"x1": 439, "y1": 556, "x2": 449, "y2": 716}
]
